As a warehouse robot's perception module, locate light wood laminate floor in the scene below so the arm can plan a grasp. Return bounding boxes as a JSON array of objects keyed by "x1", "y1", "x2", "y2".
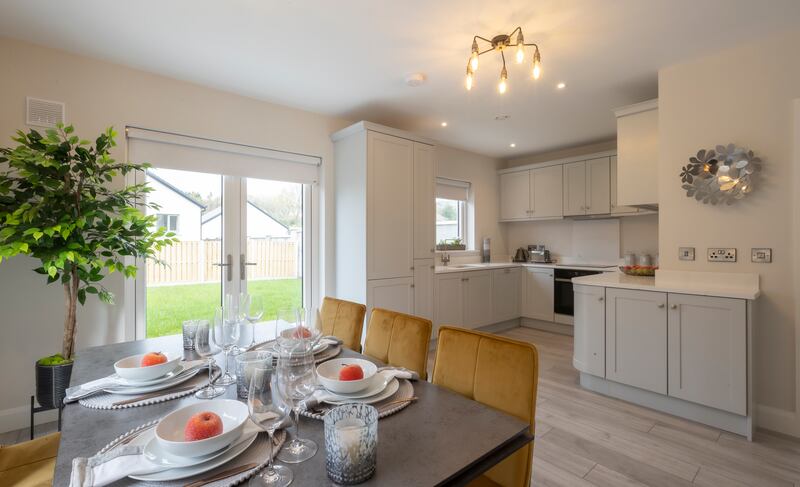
[{"x1": 447, "y1": 327, "x2": 800, "y2": 487}]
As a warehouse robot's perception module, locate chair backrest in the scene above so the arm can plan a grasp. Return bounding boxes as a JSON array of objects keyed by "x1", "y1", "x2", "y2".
[
  {"x1": 319, "y1": 297, "x2": 367, "y2": 352},
  {"x1": 432, "y1": 326, "x2": 539, "y2": 487},
  {"x1": 363, "y1": 308, "x2": 432, "y2": 379},
  {"x1": 0, "y1": 432, "x2": 60, "y2": 486}
]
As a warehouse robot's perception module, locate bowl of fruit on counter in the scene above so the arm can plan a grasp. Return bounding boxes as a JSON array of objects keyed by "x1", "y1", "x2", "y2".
[{"x1": 619, "y1": 265, "x2": 658, "y2": 277}]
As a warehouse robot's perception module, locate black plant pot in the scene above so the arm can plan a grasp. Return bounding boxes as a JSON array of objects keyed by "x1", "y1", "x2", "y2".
[{"x1": 35, "y1": 361, "x2": 73, "y2": 409}]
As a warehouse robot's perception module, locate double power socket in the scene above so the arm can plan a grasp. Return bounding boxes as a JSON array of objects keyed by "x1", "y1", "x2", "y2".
[{"x1": 678, "y1": 247, "x2": 772, "y2": 263}]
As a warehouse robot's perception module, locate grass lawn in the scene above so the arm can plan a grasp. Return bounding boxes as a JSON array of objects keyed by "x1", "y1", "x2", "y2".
[{"x1": 146, "y1": 279, "x2": 302, "y2": 337}]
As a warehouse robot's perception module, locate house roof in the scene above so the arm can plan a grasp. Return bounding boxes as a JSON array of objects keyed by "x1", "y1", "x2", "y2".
[
  {"x1": 201, "y1": 200, "x2": 289, "y2": 232},
  {"x1": 146, "y1": 170, "x2": 206, "y2": 209}
]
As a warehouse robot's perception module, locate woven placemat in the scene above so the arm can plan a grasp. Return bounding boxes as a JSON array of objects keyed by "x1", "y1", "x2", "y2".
[
  {"x1": 96, "y1": 421, "x2": 286, "y2": 486},
  {"x1": 248, "y1": 341, "x2": 342, "y2": 364},
  {"x1": 300, "y1": 379, "x2": 414, "y2": 420},
  {"x1": 79, "y1": 368, "x2": 221, "y2": 410}
]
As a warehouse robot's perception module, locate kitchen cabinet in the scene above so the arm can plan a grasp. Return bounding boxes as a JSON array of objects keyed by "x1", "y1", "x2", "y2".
[
  {"x1": 605, "y1": 288, "x2": 667, "y2": 394},
  {"x1": 564, "y1": 158, "x2": 610, "y2": 216},
  {"x1": 413, "y1": 259, "x2": 435, "y2": 320},
  {"x1": 667, "y1": 294, "x2": 747, "y2": 415},
  {"x1": 367, "y1": 277, "x2": 414, "y2": 316},
  {"x1": 491, "y1": 267, "x2": 521, "y2": 323},
  {"x1": 563, "y1": 161, "x2": 587, "y2": 216},
  {"x1": 573, "y1": 284, "x2": 605, "y2": 377},
  {"x1": 463, "y1": 270, "x2": 493, "y2": 328},
  {"x1": 499, "y1": 171, "x2": 530, "y2": 220},
  {"x1": 615, "y1": 99, "x2": 658, "y2": 208},
  {"x1": 610, "y1": 156, "x2": 639, "y2": 214},
  {"x1": 531, "y1": 165, "x2": 563, "y2": 218},
  {"x1": 434, "y1": 272, "x2": 464, "y2": 334},
  {"x1": 413, "y1": 143, "x2": 436, "y2": 258},
  {"x1": 521, "y1": 267, "x2": 554, "y2": 321}
]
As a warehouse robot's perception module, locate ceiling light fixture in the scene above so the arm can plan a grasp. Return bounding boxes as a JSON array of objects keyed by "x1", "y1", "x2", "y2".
[
  {"x1": 510, "y1": 143, "x2": 516, "y2": 148},
  {"x1": 465, "y1": 27, "x2": 542, "y2": 94},
  {"x1": 441, "y1": 122, "x2": 448, "y2": 127},
  {"x1": 557, "y1": 82, "x2": 566, "y2": 89}
]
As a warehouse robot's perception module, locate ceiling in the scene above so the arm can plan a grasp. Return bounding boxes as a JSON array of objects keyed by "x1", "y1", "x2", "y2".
[{"x1": 2, "y1": 1, "x2": 800, "y2": 158}]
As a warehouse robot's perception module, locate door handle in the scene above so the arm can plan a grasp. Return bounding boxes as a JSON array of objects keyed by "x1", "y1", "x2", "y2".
[
  {"x1": 657, "y1": 303, "x2": 665, "y2": 308},
  {"x1": 598, "y1": 297, "x2": 604, "y2": 301},
  {"x1": 670, "y1": 304, "x2": 677, "y2": 309},
  {"x1": 240, "y1": 254, "x2": 257, "y2": 280},
  {"x1": 213, "y1": 254, "x2": 233, "y2": 282}
]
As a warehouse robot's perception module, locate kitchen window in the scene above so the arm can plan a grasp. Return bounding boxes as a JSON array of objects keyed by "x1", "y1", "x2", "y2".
[{"x1": 436, "y1": 177, "x2": 471, "y2": 249}]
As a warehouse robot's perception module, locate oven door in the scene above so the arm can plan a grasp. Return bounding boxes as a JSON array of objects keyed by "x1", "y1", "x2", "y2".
[{"x1": 553, "y1": 277, "x2": 575, "y2": 316}]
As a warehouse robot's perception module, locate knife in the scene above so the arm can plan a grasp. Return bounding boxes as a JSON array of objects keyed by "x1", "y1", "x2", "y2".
[
  {"x1": 184, "y1": 462, "x2": 259, "y2": 487},
  {"x1": 112, "y1": 385, "x2": 196, "y2": 406}
]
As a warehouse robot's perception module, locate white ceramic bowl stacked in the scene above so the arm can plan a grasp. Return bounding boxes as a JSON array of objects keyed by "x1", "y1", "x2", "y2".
[
  {"x1": 316, "y1": 358, "x2": 378, "y2": 394},
  {"x1": 155, "y1": 400, "x2": 249, "y2": 457},
  {"x1": 114, "y1": 353, "x2": 182, "y2": 382}
]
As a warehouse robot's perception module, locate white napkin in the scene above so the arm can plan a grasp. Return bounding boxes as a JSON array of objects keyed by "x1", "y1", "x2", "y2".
[
  {"x1": 69, "y1": 443, "x2": 168, "y2": 487},
  {"x1": 301, "y1": 367, "x2": 418, "y2": 410}
]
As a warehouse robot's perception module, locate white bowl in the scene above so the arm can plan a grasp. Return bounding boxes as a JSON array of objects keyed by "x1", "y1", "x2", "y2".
[
  {"x1": 114, "y1": 352, "x2": 181, "y2": 381},
  {"x1": 316, "y1": 358, "x2": 378, "y2": 394},
  {"x1": 155, "y1": 400, "x2": 248, "y2": 458}
]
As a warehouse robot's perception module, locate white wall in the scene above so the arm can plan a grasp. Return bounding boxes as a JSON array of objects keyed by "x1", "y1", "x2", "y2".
[
  {"x1": 0, "y1": 36, "x2": 350, "y2": 431},
  {"x1": 658, "y1": 29, "x2": 800, "y2": 435}
]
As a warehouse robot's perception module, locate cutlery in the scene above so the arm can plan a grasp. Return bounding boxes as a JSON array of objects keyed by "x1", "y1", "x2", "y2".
[
  {"x1": 112, "y1": 385, "x2": 196, "y2": 406},
  {"x1": 184, "y1": 462, "x2": 258, "y2": 487},
  {"x1": 381, "y1": 396, "x2": 418, "y2": 407}
]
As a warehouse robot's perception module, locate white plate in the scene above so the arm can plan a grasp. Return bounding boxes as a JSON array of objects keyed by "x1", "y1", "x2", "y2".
[
  {"x1": 130, "y1": 429, "x2": 258, "y2": 481},
  {"x1": 103, "y1": 366, "x2": 201, "y2": 395},
  {"x1": 116, "y1": 363, "x2": 186, "y2": 386},
  {"x1": 141, "y1": 428, "x2": 231, "y2": 468},
  {"x1": 322, "y1": 370, "x2": 392, "y2": 399},
  {"x1": 268, "y1": 340, "x2": 328, "y2": 355},
  {"x1": 324, "y1": 378, "x2": 399, "y2": 405}
]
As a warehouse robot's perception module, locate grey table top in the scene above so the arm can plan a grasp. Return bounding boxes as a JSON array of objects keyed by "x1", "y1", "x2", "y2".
[{"x1": 53, "y1": 331, "x2": 532, "y2": 486}]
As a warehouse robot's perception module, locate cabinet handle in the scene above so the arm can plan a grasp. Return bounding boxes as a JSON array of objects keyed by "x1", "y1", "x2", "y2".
[
  {"x1": 429, "y1": 265, "x2": 435, "y2": 269},
  {"x1": 670, "y1": 304, "x2": 677, "y2": 309},
  {"x1": 410, "y1": 266, "x2": 415, "y2": 270},
  {"x1": 657, "y1": 303, "x2": 665, "y2": 308},
  {"x1": 611, "y1": 204, "x2": 616, "y2": 208},
  {"x1": 598, "y1": 297, "x2": 604, "y2": 302},
  {"x1": 430, "y1": 248, "x2": 435, "y2": 253},
  {"x1": 410, "y1": 284, "x2": 415, "y2": 288}
]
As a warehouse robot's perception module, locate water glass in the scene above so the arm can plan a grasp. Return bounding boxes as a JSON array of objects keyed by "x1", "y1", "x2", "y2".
[
  {"x1": 213, "y1": 306, "x2": 241, "y2": 386},
  {"x1": 247, "y1": 365, "x2": 293, "y2": 487},
  {"x1": 193, "y1": 320, "x2": 226, "y2": 400},
  {"x1": 324, "y1": 404, "x2": 378, "y2": 484},
  {"x1": 275, "y1": 347, "x2": 318, "y2": 463},
  {"x1": 182, "y1": 320, "x2": 198, "y2": 350},
  {"x1": 235, "y1": 351, "x2": 272, "y2": 399}
]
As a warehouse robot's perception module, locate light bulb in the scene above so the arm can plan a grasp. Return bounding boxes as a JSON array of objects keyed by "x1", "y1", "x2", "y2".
[
  {"x1": 470, "y1": 52, "x2": 479, "y2": 72},
  {"x1": 465, "y1": 72, "x2": 474, "y2": 91},
  {"x1": 498, "y1": 67, "x2": 508, "y2": 94},
  {"x1": 532, "y1": 48, "x2": 542, "y2": 80},
  {"x1": 515, "y1": 32, "x2": 524, "y2": 64}
]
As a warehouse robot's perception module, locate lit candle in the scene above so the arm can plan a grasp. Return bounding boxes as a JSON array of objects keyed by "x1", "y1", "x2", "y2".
[{"x1": 335, "y1": 417, "x2": 366, "y2": 462}]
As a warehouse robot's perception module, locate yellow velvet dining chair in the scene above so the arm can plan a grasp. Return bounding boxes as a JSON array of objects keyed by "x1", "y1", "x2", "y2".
[
  {"x1": 319, "y1": 297, "x2": 368, "y2": 352},
  {"x1": 432, "y1": 326, "x2": 539, "y2": 487},
  {"x1": 363, "y1": 308, "x2": 432, "y2": 380},
  {"x1": 0, "y1": 432, "x2": 60, "y2": 487}
]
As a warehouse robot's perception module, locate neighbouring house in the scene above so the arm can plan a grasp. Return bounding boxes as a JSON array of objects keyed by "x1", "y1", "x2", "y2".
[
  {"x1": 144, "y1": 171, "x2": 205, "y2": 240},
  {"x1": 201, "y1": 201, "x2": 291, "y2": 240}
]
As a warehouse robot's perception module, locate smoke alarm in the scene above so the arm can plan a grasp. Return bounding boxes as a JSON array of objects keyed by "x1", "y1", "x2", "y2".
[{"x1": 405, "y1": 73, "x2": 427, "y2": 87}]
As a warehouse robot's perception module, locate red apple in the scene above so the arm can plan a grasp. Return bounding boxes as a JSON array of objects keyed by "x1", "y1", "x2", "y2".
[
  {"x1": 184, "y1": 411, "x2": 223, "y2": 441},
  {"x1": 292, "y1": 327, "x2": 312, "y2": 339},
  {"x1": 141, "y1": 352, "x2": 168, "y2": 367},
  {"x1": 338, "y1": 364, "x2": 364, "y2": 381}
]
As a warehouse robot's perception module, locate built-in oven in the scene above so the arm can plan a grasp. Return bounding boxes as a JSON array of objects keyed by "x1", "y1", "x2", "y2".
[{"x1": 553, "y1": 268, "x2": 603, "y2": 325}]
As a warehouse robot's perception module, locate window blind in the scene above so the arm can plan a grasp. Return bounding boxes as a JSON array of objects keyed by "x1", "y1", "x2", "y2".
[
  {"x1": 126, "y1": 127, "x2": 320, "y2": 184},
  {"x1": 435, "y1": 177, "x2": 470, "y2": 201}
]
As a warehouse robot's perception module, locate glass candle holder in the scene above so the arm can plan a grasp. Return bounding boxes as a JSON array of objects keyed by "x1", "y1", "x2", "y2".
[
  {"x1": 235, "y1": 351, "x2": 272, "y2": 399},
  {"x1": 324, "y1": 404, "x2": 378, "y2": 484},
  {"x1": 182, "y1": 320, "x2": 199, "y2": 351}
]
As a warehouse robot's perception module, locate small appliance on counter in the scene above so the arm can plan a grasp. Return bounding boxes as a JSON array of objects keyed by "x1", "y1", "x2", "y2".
[
  {"x1": 512, "y1": 247, "x2": 529, "y2": 262},
  {"x1": 528, "y1": 244, "x2": 553, "y2": 263},
  {"x1": 482, "y1": 237, "x2": 491, "y2": 263}
]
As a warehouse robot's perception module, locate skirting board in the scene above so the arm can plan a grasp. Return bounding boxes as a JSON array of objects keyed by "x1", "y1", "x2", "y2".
[
  {"x1": 580, "y1": 372, "x2": 753, "y2": 440},
  {"x1": 0, "y1": 403, "x2": 58, "y2": 435},
  {"x1": 521, "y1": 318, "x2": 573, "y2": 336}
]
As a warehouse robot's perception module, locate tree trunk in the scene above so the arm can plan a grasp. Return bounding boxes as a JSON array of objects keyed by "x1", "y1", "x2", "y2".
[{"x1": 62, "y1": 269, "x2": 79, "y2": 359}]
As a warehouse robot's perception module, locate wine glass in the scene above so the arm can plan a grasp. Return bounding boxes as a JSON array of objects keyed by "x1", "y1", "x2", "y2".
[
  {"x1": 241, "y1": 293, "x2": 265, "y2": 347},
  {"x1": 194, "y1": 320, "x2": 226, "y2": 399},
  {"x1": 275, "y1": 346, "x2": 319, "y2": 463},
  {"x1": 213, "y1": 306, "x2": 241, "y2": 386},
  {"x1": 275, "y1": 307, "x2": 299, "y2": 351},
  {"x1": 247, "y1": 365, "x2": 293, "y2": 487}
]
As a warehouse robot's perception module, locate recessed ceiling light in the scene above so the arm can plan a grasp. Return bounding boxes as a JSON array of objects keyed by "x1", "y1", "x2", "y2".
[
  {"x1": 510, "y1": 143, "x2": 516, "y2": 148},
  {"x1": 557, "y1": 82, "x2": 566, "y2": 89},
  {"x1": 441, "y1": 122, "x2": 448, "y2": 127},
  {"x1": 405, "y1": 72, "x2": 427, "y2": 87}
]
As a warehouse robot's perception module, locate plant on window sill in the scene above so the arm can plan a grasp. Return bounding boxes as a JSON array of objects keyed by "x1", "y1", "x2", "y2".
[{"x1": 436, "y1": 238, "x2": 466, "y2": 251}]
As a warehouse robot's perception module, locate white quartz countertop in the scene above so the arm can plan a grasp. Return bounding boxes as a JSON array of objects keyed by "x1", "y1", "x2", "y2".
[
  {"x1": 572, "y1": 269, "x2": 760, "y2": 300},
  {"x1": 435, "y1": 262, "x2": 619, "y2": 274}
]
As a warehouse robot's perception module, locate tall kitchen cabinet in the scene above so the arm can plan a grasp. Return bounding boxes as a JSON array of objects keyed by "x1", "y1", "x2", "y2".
[
  {"x1": 333, "y1": 122, "x2": 436, "y2": 340},
  {"x1": 614, "y1": 99, "x2": 658, "y2": 208}
]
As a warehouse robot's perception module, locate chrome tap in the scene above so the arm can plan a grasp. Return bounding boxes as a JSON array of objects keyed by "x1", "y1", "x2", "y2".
[{"x1": 441, "y1": 253, "x2": 450, "y2": 266}]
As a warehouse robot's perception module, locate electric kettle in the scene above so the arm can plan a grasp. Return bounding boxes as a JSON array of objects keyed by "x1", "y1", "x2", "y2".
[{"x1": 513, "y1": 247, "x2": 529, "y2": 262}]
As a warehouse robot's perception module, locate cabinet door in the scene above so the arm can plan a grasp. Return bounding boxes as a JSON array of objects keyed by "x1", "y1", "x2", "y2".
[
  {"x1": 585, "y1": 157, "x2": 610, "y2": 215},
  {"x1": 367, "y1": 132, "x2": 414, "y2": 280},
  {"x1": 667, "y1": 294, "x2": 747, "y2": 415},
  {"x1": 573, "y1": 284, "x2": 605, "y2": 377},
  {"x1": 434, "y1": 273, "x2": 464, "y2": 335},
  {"x1": 500, "y1": 171, "x2": 530, "y2": 220},
  {"x1": 521, "y1": 267, "x2": 554, "y2": 321},
  {"x1": 610, "y1": 155, "x2": 639, "y2": 214},
  {"x1": 616, "y1": 105, "x2": 658, "y2": 207},
  {"x1": 531, "y1": 165, "x2": 563, "y2": 218},
  {"x1": 413, "y1": 143, "x2": 436, "y2": 259},
  {"x1": 491, "y1": 268, "x2": 521, "y2": 323},
  {"x1": 463, "y1": 270, "x2": 493, "y2": 328},
  {"x1": 367, "y1": 277, "x2": 414, "y2": 317},
  {"x1": 563, "y1": 162, "x2": 586, "y2": 216},
  {"x1": 605, "y1": 288, "x2": 667, "y2": 394},
  {"x1": 413, "y1": 259, "x2": 435, "y2": 320}
]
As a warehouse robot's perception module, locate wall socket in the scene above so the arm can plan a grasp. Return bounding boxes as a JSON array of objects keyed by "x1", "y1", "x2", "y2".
[
  {"x1": 678, "y1": 247, "x2": 695, "y2": 261},
  {"x1": 708, "y1": 248, "x2": 737, "y2": 262},
  {"x1": 751, "y1": 248, "x2": 772, "y2": 263}
]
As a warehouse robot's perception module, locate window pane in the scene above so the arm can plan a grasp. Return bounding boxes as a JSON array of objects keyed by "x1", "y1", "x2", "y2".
[{"x1": 436, "y1": 198, "x2": 461, "y2": 243}]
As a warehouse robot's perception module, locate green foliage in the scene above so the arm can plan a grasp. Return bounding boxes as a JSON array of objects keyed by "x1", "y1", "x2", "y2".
[
  {"x1": 37, "y1": 353, "x2": 73, "y2": 366},
  {"x1": 0, "y1": 123, "x2": 177, "y2": 307}
]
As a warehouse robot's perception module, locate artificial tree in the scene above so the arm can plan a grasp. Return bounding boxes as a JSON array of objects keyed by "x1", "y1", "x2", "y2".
[{"x1": 0, "y1": 124, "x2": 176, "y2": 362}]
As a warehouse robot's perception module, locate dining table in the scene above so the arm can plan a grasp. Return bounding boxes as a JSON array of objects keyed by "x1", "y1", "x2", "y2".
[{"x1": 52, "y1": 329, "x2": 534, "y2": 486}]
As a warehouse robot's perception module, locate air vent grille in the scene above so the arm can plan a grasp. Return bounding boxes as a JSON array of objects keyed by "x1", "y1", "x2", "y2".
[{"x1": 26, "y1": 97, "x2": 65, "y2": 128}]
